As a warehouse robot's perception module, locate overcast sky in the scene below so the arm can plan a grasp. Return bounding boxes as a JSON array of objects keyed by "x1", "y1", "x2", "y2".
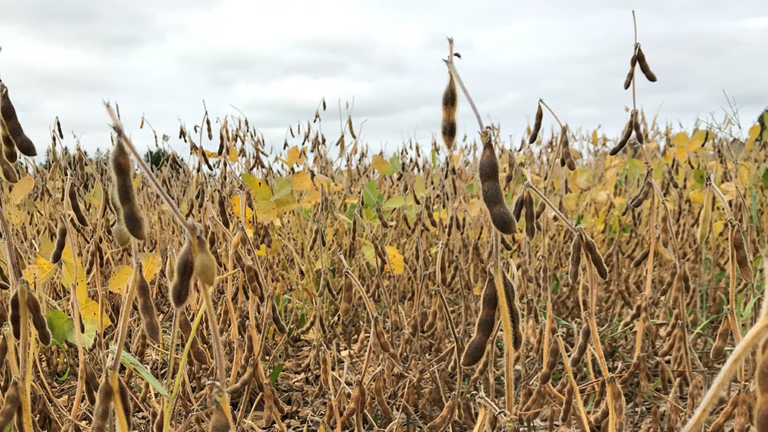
[{"x1": 1, "y1": 0, "x2": 766, "y2": 160}]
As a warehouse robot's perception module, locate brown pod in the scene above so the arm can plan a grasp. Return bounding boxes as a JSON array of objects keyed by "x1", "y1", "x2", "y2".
[
  {"x1": 710, "y1": 311, "x2": 731, "y2": 360},
  {"x1": 117, "y1": 377, "x2": 133, "y2": 429},
  {"x1": 479, "y1": 127, "x2": 516, "y2": 235},
  {"x1": 665, "y1": 166, "x2": 679, "y2": 189},
  {"x1": 539, "y1": 340, "x2": 560, "y2": 385},
  {"x1": 560, "y1": 383, "x2": 574, "y2": 423},
  {"x1": 500, "y1": 235, "x2": 514, "y2": 252},
  {"x1": 710, "y1": 393, "x2": 739, "y2": 432},
  {"x1": 210, "y1": 397, "x2": 232, "y2": 432},
  {"x1": 10, "y1": 292, "x2": 20, "y2": 340},
  {"x1": 523, "y1": 191, "x2": 535, "y2": 239},
  {"x1": 583, "y1": 232, "x2": 608, "y2": 280},
  {"x1": 51, "y1": 216, "x2": 67, "y2": 264},
  {"x1": 68, "y1": 183, "x2": 89, "y2": 227},
  {"x1": 373, "y1": 315, "x2": 392, "y2": 353},
  {"x1": 84, "y1": 362, "x2": 100, "y2": 406},
  {"x1": 569, "y1": 235, "x2": 582, "y2": 284},
  {"x1": 340, "y1": 270, "x2": 354, "y2": 317},
  {"x1": 732, "y1": 225, "x2": 753, "y2": 284},
  {"x1": 0, "y1": 381, "x2": 21, "y2": 430},
  {"x1": 111, "y1": 138, "x2": 146, "y2": 241},
  {"x1": 426, "y1": 394, "x2": 455, "y2": 432},
  {"x1": 0, "y1": 84, "x2": 37, "y2": 156},
  {"x1": 441, "y1": 73, "x2": 457, "y2": 150},
  {"x1": 26, "y1": 291, "x2": 51, "y2": 346},
  {"x1": 569, "y1": 322, "x2": 591, "y2": 368},
  {"x1": 194, "y1": 230, "x2": 217, "y2": 286},
  {"x1": 512, "y1": 193, "x2": 525, "y2": 222},
  {"x1": 375, "y1": 201, "x2": 389, "y2": 228},
  {"x1": 660, "y1": 211, "x2": 670, "y2": 249},
  {"x1": 170, "y1": 236, "x2": 194, "y2": 310},
  {"x1": 609, "y1": 378, "x2": 626, "y2": 432},
  {"x1": 632, "y1": 245, "x2": 650, "y2": 268},
  {"x1": 178, "y1": 310, "x2": 209, "y2": 365},
  {"x1": 0, "y1": 127, "x2": 16, "y2": 163},
  {"x1": 636, "y1": 46, "x2": 657, "y2": 82},
  {"x1": 374, "y1": 375, "x2": 393, "y2": 420},
  {"x1": 502, "y1": 270, "x2": 523, "y2": 351},
  {"x1": 623, "y1": 52, "x2": 637, "y2": 90},
  {"x1": 0, "y1": 336, "x2": 7, "y2": 368},
  {"x1": 610, "y1": 113, "x2": 635, "y2": 156},
  {"x1": 91, "y1": 380, "x2": 114, "y2": 432},
  {"x1": 462, "y1": 273, "x2": 498, "y2": 367},
  {"x1": 217, "y1": 194, "x2": 230, "y2": 230},
  {"x1": 135, "y1": 267, "x2": 161, "y2": 344},
  {"x1": 529, "y1": 103, "x2": 543, "y2": 144},
  {"x1": 270, "y1": 295, "x2": 287, "y2": 334},
  {"x1": 633, "y1": 112, "x2": 644, "y2": 144}
]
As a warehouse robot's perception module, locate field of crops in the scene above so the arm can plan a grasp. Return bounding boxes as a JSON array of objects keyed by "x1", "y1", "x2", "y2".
[{"x1": 0, "y1": 29, "x2": 767, "y2": 432}]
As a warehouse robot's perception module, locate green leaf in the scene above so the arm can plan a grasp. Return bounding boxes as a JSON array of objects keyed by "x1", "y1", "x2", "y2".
[
  {"x1": 271, "y1": 177, "x2": 294, "y2": 201},
  {"x1": 380, "y1": 155, "x2": 402, "y2": 176},
  {"x1": 179, "y1": 202, "x2": 187, "y2": 214},
  {"x1": 414, "y1": 174, "x2": 426, "y2": 197},
  {"x1": 465, "y1": 182, "x2": 475, "y2": 195},
  {"x1": 694, "y1": 169, "x2": 706, "y2": 186},
  {"x1": 363, "y1": 180, "x2": 381, "y2": 208},
  {"x1": 79, "y1": 319, "x2": 99, "y2": 347},
  {"x1": 743, "y1": 295, "x2": 760, "y2": 320},
  {"x1": 270, "y1": 363, "x2": 284, "y2": 385},
  {"x1": 299, "y1": 312, "x2": 307, "y2": 329},
  {"x1": 383, "y1": 196, "x2": 405, "y2": 209},
  {"x1": 242, "y1": 174, "x2": 272, "y2": 201},
  {"x1": 106, "y1": 345, "x2": 170, "y2": 399},
  {"x1": 46, "y1": 309, "x2": 74, "y2": 347}
]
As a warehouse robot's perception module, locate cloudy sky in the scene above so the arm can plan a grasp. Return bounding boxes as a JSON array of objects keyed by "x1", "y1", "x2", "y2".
[{"x1": 1, "y1": 0, "x2": 766, "y2": 160}]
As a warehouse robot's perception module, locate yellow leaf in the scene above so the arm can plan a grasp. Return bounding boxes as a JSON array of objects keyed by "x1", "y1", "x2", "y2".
[
  {"x1": 719, "y1": 182, "x2": 737, "y2": 201},
  {"x1": 325, "y1": 227, "x2": 334, "y2": 245},
  {"x1": 300, "y1": 189, "x2": 322, "y2": 209},
  {"x1": 746, "y1": 137, "x2": 756, "y2": 152},
  {"x1": 689, "y1": 189, "x2": 705, "y2": 205},
  {"x1": 229, "y1": 145, "x2": 238, "y2": 162},
  {"x1": 39, "y1": 236, "x2": 54, "y2": 260},
  {"x1": 284, "y1": 146, "x2": 301, "y2": 166},
  {"x1": 739, "y1": 163, "x2": 751, "y2": 186},
  {"x1": 23, "y1": 255, "x2": 55, "y2": 285},
  {"x1": 689, "y1": 130, "x2": 709, "y2": 149},
  {"x1": 204, "y1": 150, "x2": 218, "y2": 160},
  {"x1": 255, "y1": 244, "x2": 267, "y2": 256},
  {"x1": 11, "y1": 176, "x2": 35, "y2": 205},
  {"x1": 292, "y1": 171, "x2": 312, "y2": 191},
  {"x1": 85, "y1": 183, "x2": 103, "y2": 208},
  {"x1": 230, "y1": 197, "x2": 255, "y2": 232},
  {"x1": 676, "y1": 146, "x2": 688, "y2": 163},
  {"x1": 473, "y1": 281, "x2": 483, "y2": 295},
  {"x1": 274, "y1": 193, "x2": 297, "y2": 214},
  {"x1": 255, "y1": 201, "x2": 278, "y2": 223},
  {"x1": 109, "y1": 265, "x2": 134, "y2": 295},
  {"x1": 80, "y1": 297, "x2": 111, "y2": 327},
  {"x1": 372, "y1": 155, "x2": 389, "y2": 172},
  {"x1": 133, "y1": 172, "x2": 141, "y2": 190},
  {"x1": 466, "y1": 199, "x2": 483, "y2": 217},
  {"x1": 61, "y1": 255, "x2": 87, "y2": 305},
  {"x1": 384, "y1": 246, "x2": 404, "y2": 275},
  {"x1": 749, "y1": 124, "x2": 761, "y2": 140},
  {"x1": 452, "y1": 149, "x2": 462, "y2": 165},
  {"x1": 591, "y1": 130, "x2": 598, "y2": 146},
  {"x1": 673, "y1": 132, "x2": 689, "y2": 149},
  {"x1": 713, "y1": 220, "x2": 725, "y2": 237},
  {"x1": 139, "y1": 253, "x2": 161, "y2": 282}
]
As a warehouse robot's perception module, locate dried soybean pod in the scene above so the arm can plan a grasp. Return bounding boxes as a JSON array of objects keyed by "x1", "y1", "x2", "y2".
[
  {"x1": 732, "y1": 224, "x2": 753, "y2": 284},
  {"x1": 632, "y1": 245, "x2": 650, "y2": 268},
  {"x1": 68, "y1": 183, "x2": 89, "y2": 227},
  {"x1": 636, "y1": 46, "x2": 657, "y2": 82},
  {"x1": 441, "y1": 73, "x2": 457, "y2": 150},
  {"x1": 502, "y1": 269, "x2": 523, "y2": 350},
  {"x1": 84, "y1": 362, "x2": 100, "y2": 406},
  {"x1": 26, "y1": 290, "x2": 51, "y2": 346},
  {"x1": 710, "y1": 393, "x2": 739, "y2": 432},
  {"x1": 0, "y1": 150, "x2": 16, "y2": 183},
  {"x1": 560, "y1": 383, "x2": 574, "y2": 423},
  {"x1": 375, "y1": 200, "x2": 389, "y2": 228},
  {"x1": 0, "y1": 336, "x2": 7, "y2": 367},
  {"x1": 479, "y1": 127, "x2": 516, "y2": 235},
  {"x1": 512, "y1": 193, "x2": 525, "y2": 222},
  {"x1": 633, "y1": 111, "x2": 644, "y2": 144},
  {"x1": 583, "y1": 231, "x2": 608, "y2": 280},
  {"x1": 118, "y1": 377, "x2": 133, "y2": 429},
  {"x1": 210, "y1": 397, "x2": 232, "y2": 432},
  {"x1": 194, "y1": 230, "x2": 218, "y2": 286},
  {"x1": 500, "y1": 235, "x2": 514, "y2": 252},
  {"x1": 135, "y1": 266, "x2": 161, "y2": 344},
  {"x1": 665, "y1": 166, "x2": 680, "y2": 189},
  {"x1": 523, "y1": 190, "x2": 535, "y2": 240},
  {"x1": 111, "y1": 137, "x2": 146, "y2": 241},
  {"x1": 171, "y1": 236, "x2": 194, "y2": 310},
  {"x1": 569, "y1": 235, "x2": 582, "y2": 284},
  {"x1": 0, "y1": 84, "x2": 37, "y2": 156},
  {"x1": 539, "y1": 340, "x2": 560, "y2": 385},
  {"x1": 51, "y1": 216, "x2": 67, "y2": 264},
  {"x1": 0, "y1": 381, "x2": 20, "y2": 430},
  {"x1": 217, "y1": 194, "x2": 230, "y2": 230},
  {"x1": 710, "y1": 311, "x2": 731, "y2": 360},
  {"x1": 0, "y1": 127, "x2": 15, "y2": 163},
  {"x1": 178, "y1": 310, "x2": 209, "y2": 365},
  {"x1": 10, "y1": 292, "x2": 20, "y2": 340},
  {"x1": 270, "y1": 295, "x2": 287, "y2": 334},
  {"x1": 697, "y1": 188, "x2": 713, "y2": 244},
  {"x1": 340, "y1": 270, "x2": 354, "y2": 317},
  {"x1": 610, "y1": 113, "x2": 634, "y2": 156},
  {"x1": 529, "y1": 103, "x2": 543, "y2": 144},
  {"x1": 427, "y1": 394, "x2": 455, "y2": 432},
  {"x1": 623, "y1": 51, "x2": 637, "y2": 90},
  {"x1": 660, "y1": 211, "x2": 670, "y2": 249},
  {"x1": 756, "y1": 340, "x2": 768, "y2": 432},
  {"x1": 91, "y1": 380, "x2": 114, "y2": 432},
  {"x1": 462, "y1": 273, "x2": 498, "y2": 367},
  {"x1": 569, "y1": 321, "x2": 591, "y2": 367},
  {"x1": 609, "y1": 377, "x2": 626, "y2": 432},
  {"x1": 373, "y1": 315, "x2": 392, "y2": 354},
  {"x1": 374, "y1": 375, "x2": 393, "y2": 420}
]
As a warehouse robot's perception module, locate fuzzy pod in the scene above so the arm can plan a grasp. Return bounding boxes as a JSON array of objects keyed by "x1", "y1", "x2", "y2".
[
  {"x1": 631, "y1": 245, "x2": 650, "y2": 268},
  {"x1": 636, "y1": 46, "x2": 657, "y2": 82},
  {"x1": 560, "y1": 127, "x2": 576, "y2": 171},
  {"x1": 583, "y1": 232, "x2": 608, "y2": 280},
  {"x1": 569, "y1": 235, "x2": 582, "y2": 284},
  {"x1": 697, "y1": 189, "x2": 713, "y2": 244},
  {"x1": 50, "y1": 216, "x2": 67, "y2": 264},
  {"x1": 194, "y1": 233, "x2": 218, "y2": 286},
  {"x1": 569, "y1": 322, "x2": 591, "y2": 368},
  {"x1": 91, "y1": 379, "x2": 114, "y2": 432},
  {"x1": 666, "y1": 166, "x2": 680, "y2": 189},
  {"x1": 117, "y1": 377, "x2": 133, "y2": 429},
  {"x1": 512, "y1": 193, "x2": 525, "y2": 222},
  {"x1": 374, "y1": 375, "x2": 393, "y2": 421},
  {"x1": 0, "y1": 150, "x2": 16, "y2": 183},
  {"x1": 427, "y1": 394, "x2": 455, "y2": 432},
  {"x1": 660, "y1": 211, "x2": 670, "y2": 249},
  {"x1": 732, "y1": 225, "x2": 753, "y2": 284},
  {"x1": 441, "y1": 74, "x2": 457, "y2": 150},
  {"x1": 10, "y1": 292, "x2": 20, "y2": 340},
  {"x1": 0, "y1": 127, "x2": 16, "y2": 163},
  {"x1": 26, "y1": 291, "x2": 51, "y2": 346},
  {"x1": 0, "y1": 336, "x2": 7, "y2": 368},
  {"x1": 610, "y1": 113, "x2": 635, "y2": 156},
  {"x1": 523, "y1": 191, "x2": 535, "y2": 240},
  {"x1": 170, "y1": 236, "x2": 194, "y2": 310},
  {"x1": 178, "y1": 310, "x2": 209, "y2": 365},
  {"x1": 375, "y1": 201, "x2": 390, "y2": 228},
  {"x1": 210, "y1": 398, "x2": 232, "y2": 432},
  {"x1": 340, "y1": 271, "x2": 354, "y2": 317},
  {"x1": 623, "y1": 52, "x2": 637, "y2": 90},
  {"x1": 0, "y1": 85, "x2": 37, "y2": 156},
  {"x1": 633, "y1": 112, "x2": 644, "y2": 144},
  {"x1": 111, "y1": 138, "x2": 146, "y2": 241},
  {"x1": 539, "y1": 340, "x2": 560, "y2": 385},
  {"x1": 609, "y1": 378, "x2": 626, "y2": 432},
  {"x1": 710, "y1": 393, "x2": 739, "y2": 432},
  {"x1": 479, "y1": 127, "x2": 517, "y2": 235},
  {"x1": 529, "y1": 103, "x2": 543, "y2": 144},
  {"x1": 560, "y1": 383, "x2": 574, "y2": 423},
  {"x1": 135, "y1": 267, "x2": 161, "y2": 344},
  {"x1": 462, "y1": 272, "x2": 498, "y2": 367},
  {"x1": 68, "y1": 183, "x2": 89, "y2": 227},
  {"x1": 0, "y1": 381, "x2": 20, "y2": 430},
  {"x1": 270, "y1": 295, "x2": 287, "y2": 334},
  {"x1": 373, "y1": 315, "x2": 392, "y2": 353},
  {"x1": 217, "y1": 194, "x2": 230, "y2": 230},
  {"x1": 502, "y1": 270, "x2": 523, "y2": 351},
  {"x1": 84, "y1": 362, "x2": 100, "y2": 406}
]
